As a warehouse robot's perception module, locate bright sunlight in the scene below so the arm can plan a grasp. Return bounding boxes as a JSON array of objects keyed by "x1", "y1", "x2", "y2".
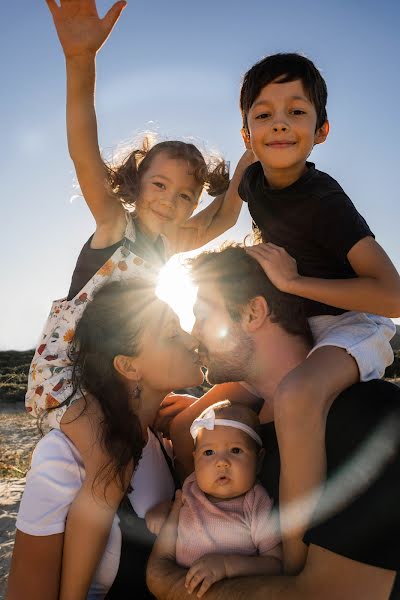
[{"x1": 156, "y1": 255, "x2": 197, "y2": 332}]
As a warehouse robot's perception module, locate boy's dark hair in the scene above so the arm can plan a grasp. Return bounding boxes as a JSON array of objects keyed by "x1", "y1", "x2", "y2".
[
  {"x1": 240, "y1": 53, "x2": 328, "y2": 133},
  {"x1": 188, "y1": 244, "x2": 313, "y2": 345}
]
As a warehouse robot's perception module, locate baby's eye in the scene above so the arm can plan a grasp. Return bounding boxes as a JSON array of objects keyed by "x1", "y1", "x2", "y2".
[
  {"x1": 255, "y1": 112, "x2": 270, "y2": 120},
  {"x1": 291, "y1": 109, "x2": 306, "y2": 115},
  {"x1": 230, "y1": 447, "x2": 242, "y2": 454},
  {"x1": 204, "y1": 449, "x2": 214, "y2": 456},
  {"x1": 153, "y1": 182, "x2": 166, "y2": 190}
]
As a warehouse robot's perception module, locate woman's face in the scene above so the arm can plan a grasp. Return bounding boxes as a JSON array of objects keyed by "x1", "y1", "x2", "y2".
[{"x1": 136, "y1": 299, "x2": 204, "y2": 393}]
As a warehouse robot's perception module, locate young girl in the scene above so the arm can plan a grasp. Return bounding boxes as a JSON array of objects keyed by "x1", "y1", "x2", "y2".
[
  {"x1": 26, "y1": 1, "x2": 252, "y2": 597},
  {"x1": 147, "y1": 401, "x2": 281, "y2": 599}
]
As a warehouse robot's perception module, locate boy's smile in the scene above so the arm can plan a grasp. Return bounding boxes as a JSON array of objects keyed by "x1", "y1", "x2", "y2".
[{"x1": 245, "y1": 79, "x2": 328, "y2": 188}]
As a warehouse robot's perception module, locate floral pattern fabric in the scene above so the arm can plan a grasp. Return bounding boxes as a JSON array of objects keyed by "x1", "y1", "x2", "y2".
[{"x1": 26, "y1": 214, "x2": 167, "y2": 428}]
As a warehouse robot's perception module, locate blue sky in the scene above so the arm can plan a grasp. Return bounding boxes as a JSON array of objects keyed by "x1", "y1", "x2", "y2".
[{"x1": 1, "y1": 0, "x2": 400, "y2": 350}]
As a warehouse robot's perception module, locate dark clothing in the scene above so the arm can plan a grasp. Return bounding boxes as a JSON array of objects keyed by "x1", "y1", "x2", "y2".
[
  {"x1": 67, "y1": 222, "x2": 167, "y2": 300},
  {"x1": 106, "y1": 429, "x2": 178, "y2": 599},
  {"x1": 238, "y1": 162, "x2": 374, "y2": 317},
  {"x1": 259, "y1": 380, "x2": 400, "y2": 592}
]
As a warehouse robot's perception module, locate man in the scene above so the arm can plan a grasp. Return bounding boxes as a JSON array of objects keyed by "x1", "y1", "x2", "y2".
[{"x1": 147, "y1": 245, "x2": 400, "y2": 599}]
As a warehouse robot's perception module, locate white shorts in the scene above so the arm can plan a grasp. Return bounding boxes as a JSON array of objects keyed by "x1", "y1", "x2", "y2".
[{"x1": 307, "y1": 312, "x2": 396, "y2": 381}]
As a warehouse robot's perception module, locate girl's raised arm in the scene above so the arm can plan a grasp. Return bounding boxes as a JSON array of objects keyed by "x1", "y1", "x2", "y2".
[{"x1": 46, "y1": 0, "x2": 127, "y2": 245}]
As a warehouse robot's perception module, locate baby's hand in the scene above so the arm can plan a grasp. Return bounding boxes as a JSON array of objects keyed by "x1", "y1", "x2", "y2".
[
  {"x1": 145, "y1": 500, "x2": 172, "y2": 535},
  {"x1": 246, "y1": 242, "x2": 300, "y2": 293},
  {"x1": 185, "y1": 554, "x2": 227, "y2": 598},
  {"x1": 46, "y1": 0, "x2": 126, "y2": 58}
]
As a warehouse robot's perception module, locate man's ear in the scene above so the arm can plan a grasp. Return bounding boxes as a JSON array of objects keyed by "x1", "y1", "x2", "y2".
[
  {"x1": 257, "y1": 447, "x2": 266, "y2": 474},
  {"x1": 241, "y1": 127, "x2": 252, "y2": 150},
  {"x1": 242, "y1": 296, "x2": 269, "y2": 332},
  {"x1": 113, "y1": 354, "x2": 141, "y2": 381},
  {"x1": 314, "y1": 120, "x2": 329, "y2": 146}
]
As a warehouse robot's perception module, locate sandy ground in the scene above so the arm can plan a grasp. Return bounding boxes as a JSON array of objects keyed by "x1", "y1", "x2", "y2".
[{"x1": 0, "y1": 404, "x2": 41, "y2": 598}]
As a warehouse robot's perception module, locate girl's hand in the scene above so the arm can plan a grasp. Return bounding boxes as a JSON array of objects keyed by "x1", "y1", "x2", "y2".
[
  {"x1": 145, "y1": 500, "x2": 173, "y2": 535},
  {"x1": 246, "y1": 242, "x2": 300, "y2": 293},
  {"x1": 46, "y1": 0, "x2": 127, "y2": 58},
  {"x1": 185, "y1": 554, "x2": 228, "y2": 597}
]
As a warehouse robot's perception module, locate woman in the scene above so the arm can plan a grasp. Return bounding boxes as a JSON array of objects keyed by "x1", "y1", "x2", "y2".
[{"x1": 7, "y1": 279, "x2": 203, "y2": 599}]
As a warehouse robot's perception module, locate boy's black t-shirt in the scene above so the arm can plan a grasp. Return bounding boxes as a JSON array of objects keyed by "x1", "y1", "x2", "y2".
[
  {"x1": 259, "y1": 380, "x2": 400, "y2": 578},
  {"x1": 239, "y1": 161, "x2": 374, "y2": 317},
  {"x1": 67, "y1": 221, "x2": 167, "y2": 300}
]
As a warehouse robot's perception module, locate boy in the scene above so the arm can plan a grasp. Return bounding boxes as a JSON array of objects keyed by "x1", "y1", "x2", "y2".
[{"x1": 239, "y1": 53, "x2": 400, "y2": 573}]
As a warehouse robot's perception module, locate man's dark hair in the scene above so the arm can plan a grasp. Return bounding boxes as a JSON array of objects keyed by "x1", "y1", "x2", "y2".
[
  {"x1": 240, "y1": 53, "x2": 328, "y2": 133},
  {"x1": 189, "y1": 244, "x2": 313, "y2": 345}
]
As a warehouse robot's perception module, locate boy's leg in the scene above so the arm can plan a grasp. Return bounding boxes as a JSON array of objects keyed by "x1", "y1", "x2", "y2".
[
  {"x1": 59, "y1": 395, "x2": 132, "y2": 600},
  {"x1": 273, "y1": 346, "x2": 358, "y2": 575}
]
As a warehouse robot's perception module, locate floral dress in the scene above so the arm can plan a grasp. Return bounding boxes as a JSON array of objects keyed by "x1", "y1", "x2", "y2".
[{"x1": 25, "y1": 214, "x2": 168, "y2": 428}]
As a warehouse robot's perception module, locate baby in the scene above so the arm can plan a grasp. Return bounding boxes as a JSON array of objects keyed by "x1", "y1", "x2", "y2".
[{"x1": 147, "y1": 401, "x2": 281, "y2": 598}]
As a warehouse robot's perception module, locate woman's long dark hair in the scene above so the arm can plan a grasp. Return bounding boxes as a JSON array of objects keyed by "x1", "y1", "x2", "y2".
[{"x1": 68, "y1": 279, "x2": 157, "y2": 492}]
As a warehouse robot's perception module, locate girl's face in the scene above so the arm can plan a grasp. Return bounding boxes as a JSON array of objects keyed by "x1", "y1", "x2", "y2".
[
  {"x1": 135, "y1": 299, "x2": 204, "y2": 393},
  {"x1": 193, "y1": 426, "x2": 260, "y2": 502},
  {"x1": 135, "y1": 152, "x2": 203, "y2": 238}
]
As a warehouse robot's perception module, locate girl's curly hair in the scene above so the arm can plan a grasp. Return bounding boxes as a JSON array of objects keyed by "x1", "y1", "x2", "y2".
[{"x1": 104, "y1": 137, "x2": 230, "y2": 207}]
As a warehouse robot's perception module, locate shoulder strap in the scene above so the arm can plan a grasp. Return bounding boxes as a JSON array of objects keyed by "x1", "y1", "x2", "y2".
[{"x1": 150, "y1": 427, "x2": 181, "y2": 491}]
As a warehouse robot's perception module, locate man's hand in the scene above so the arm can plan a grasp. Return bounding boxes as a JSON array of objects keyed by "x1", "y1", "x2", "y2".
[
  {"x1": 246, "y1": 243, "x2": 300, "y2": 293},
  {"x1": 145, "y1": 500, "x2": 172, "y2": 535},
  {"x1": 46, "y1": 0, "x2": 126, "y2": 58},
  {"x1": 185, "y1": 554, "x2": 228, "y2": 598},
  {"x1": 155, "y1": 393, "x2": 199, "y2": 439}
]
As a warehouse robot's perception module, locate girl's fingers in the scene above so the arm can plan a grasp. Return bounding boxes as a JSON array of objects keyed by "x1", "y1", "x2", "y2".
[
  {"x1": 45, "y1": 0, "x2": 59, "y2": 16},
  {"x1": 102, "y1": 0, "x2": 127, "y2": 30}
]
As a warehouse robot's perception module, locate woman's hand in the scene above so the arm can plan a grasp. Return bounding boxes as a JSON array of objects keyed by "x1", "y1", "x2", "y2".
[
  {"x1": 45, "y1": 0, "x2": 127, "y2": 58},
  {"x1": 155, "y1": 393, "x2": 199, "y2": 439},
  {"x1": 145, "y1": 500, "x2": 172, "y2": 535}
]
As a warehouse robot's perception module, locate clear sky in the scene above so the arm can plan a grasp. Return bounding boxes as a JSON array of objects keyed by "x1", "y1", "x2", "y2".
[{"x1": 1, "y1": 0, "x2": 399, "y2": 350}]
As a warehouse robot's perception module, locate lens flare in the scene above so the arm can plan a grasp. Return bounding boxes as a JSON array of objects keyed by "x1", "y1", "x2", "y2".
[{"x1": 156, "y1": 256, "x2": 197, "y2": 331}]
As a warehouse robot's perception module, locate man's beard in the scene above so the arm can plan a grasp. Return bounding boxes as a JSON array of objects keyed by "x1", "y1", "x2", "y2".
[{"x1": 203, "y1": 327, "x2": 255, "y2": 385}]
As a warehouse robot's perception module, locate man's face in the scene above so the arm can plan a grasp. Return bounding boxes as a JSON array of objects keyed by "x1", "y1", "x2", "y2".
[{"x1": 192, "y1": 282, "x2": 254, "y2": 384}]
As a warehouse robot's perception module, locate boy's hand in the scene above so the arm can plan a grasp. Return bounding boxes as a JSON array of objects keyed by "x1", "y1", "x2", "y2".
[
  {"x1": 145, "y1": 500, "x2": 172, "y2": 535},
  {"x1": 185, "y1": 554, "x2": 228, "y2": 597},
  {"x1": 46, "y1": 0, "x2": 126, "y2": 58},
  {"x1": 246, "y1": 242, "x2": 300, "y2": 293},
  {"x1": 155, "y1": 393, "x2": 199, "y2": 438}
]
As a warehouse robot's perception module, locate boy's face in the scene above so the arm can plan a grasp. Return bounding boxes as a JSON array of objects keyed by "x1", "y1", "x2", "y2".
[{"x1": 244, "y1": 79, "x2": 328, "y2": 179}]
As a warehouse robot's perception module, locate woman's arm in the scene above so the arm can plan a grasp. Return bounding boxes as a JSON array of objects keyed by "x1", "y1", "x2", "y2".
[
  {"x1": 170, "y1": 152, "x2": 255, "y2": 254},
  {"x1": 247, "y1": 237, "x2": 400, "y2": 317},
  {"x1": 6, "y1": 530, "x2": 64, "y2": 600},
  {"x1": 46, "y1": 0, "x2": 127, "y2": 247}
]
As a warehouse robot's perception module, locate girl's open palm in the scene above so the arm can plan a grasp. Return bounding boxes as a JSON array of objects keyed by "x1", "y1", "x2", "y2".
[{"x1": 46, "y1": 0, "x2": 126, "y2": 57}]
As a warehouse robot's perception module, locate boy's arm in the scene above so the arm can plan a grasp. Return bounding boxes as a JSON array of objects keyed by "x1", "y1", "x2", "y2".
[
  {"x1": 170, "y1": 151, "x2": 255, "y2": 254},
  {"x1": 247, "y1": 237, "x2": 400, "y2": 317},
  {"x1": 47, "y1": 0, "x2": 127, "y2": 247}
]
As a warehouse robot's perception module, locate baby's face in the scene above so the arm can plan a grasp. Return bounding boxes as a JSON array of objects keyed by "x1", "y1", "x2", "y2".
[{"x1": 193, "y1": 426, "x2": 260, "y2": 502}]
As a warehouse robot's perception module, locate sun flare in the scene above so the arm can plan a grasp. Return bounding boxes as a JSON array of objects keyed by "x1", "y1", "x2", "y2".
[{"x1": 156, "y1": 256, "x2": 197, "y2": 332}]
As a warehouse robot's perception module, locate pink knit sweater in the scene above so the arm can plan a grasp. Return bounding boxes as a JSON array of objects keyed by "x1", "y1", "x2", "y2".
[{"x1": 176, "y1": 472, "x2": 281, "y2": 567}]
